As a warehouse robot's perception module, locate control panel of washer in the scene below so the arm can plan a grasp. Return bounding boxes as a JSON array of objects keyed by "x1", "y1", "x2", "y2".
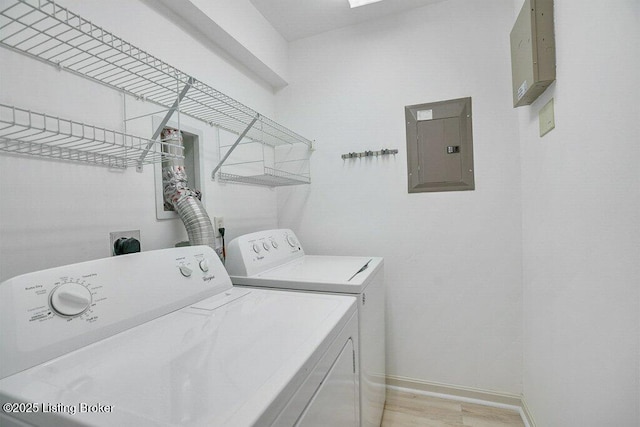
[
  {"x1": 226, "y1": 229, "x2": 305, "y2": 277},
  {"x1": 0, "y1": 245, "x2": 232, "y2": 379}
]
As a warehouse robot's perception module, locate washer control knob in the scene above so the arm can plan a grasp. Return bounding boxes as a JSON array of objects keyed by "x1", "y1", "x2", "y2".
[
  {"x1": 50, "y1": 283, "x2": 92, "y2": 317},
  {"x1": 252, "y1": 243, "x2": 261, "y2": 253},
  {"x1": 271, "y1": 240, "x2": 278, "y2": 249},
  {"x1": 262, "y1": 242, "x2": 270, "y2": 251},
  {"x1": 179, "y1": 265, "x2": 193, "y2": 277},
  {"x1": 199, "y1": 259, "x2": 209, "y2": 272},
  {"x1": 286, "y1": 235, "x2": 297, "y2": 247}
]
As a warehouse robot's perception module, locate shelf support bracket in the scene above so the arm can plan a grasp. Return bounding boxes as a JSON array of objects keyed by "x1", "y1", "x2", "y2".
[
  {"x1": 211, "y1": 115, "x2": 259, "y2": 180},
  {"x1": 136, "y1": 76, "x2": 195, "y2": 172}
]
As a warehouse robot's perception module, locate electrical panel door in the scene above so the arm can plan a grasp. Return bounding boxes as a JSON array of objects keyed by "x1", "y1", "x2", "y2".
[
  {"x1": 406, "y1": 97, "x2": 474, "y2": 193},
  {"x1": 417, "y1": 117, "x2": 463, "y2": 184}
]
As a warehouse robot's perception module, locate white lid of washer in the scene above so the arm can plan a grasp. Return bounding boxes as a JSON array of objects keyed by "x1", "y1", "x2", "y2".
[{"x1": 232, "y1": 255, "x2": 384, "y2": 294}]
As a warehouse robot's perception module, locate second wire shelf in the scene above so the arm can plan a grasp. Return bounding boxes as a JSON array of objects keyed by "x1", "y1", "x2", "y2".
[{"x1": 0, "y1": 103, "x2": 183, "y2": 168}]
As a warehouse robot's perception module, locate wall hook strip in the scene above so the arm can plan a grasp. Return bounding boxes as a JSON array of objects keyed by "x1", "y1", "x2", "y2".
[{"x1": 341, "y1": 149, "x2": 398, "y2": 159}]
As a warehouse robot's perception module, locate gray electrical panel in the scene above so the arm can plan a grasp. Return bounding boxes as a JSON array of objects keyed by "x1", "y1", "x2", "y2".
[
  {"x1": 405, "y1": 97, "x2": 474, "y2": 193},
  {"x1": 510, "y1": 0, "x2": 555, "y2": 107}
]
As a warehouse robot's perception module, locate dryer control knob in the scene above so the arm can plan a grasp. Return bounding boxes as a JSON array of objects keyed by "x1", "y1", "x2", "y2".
[
  {"x1": 286, "y1": 235, "x2": 297, "y2": 247},
  {"x1": 252, "y1": 243, "x2": 261, "y2": 253},
  {"x1": 179, "y1": 265, "x2": 193, "y2": 277},
  {"x1": 50, "y1": 283, "x2": 92, "y2": 317},
  {"x1": 262, "y1": 242, "x2": 270, "y2": 251}
]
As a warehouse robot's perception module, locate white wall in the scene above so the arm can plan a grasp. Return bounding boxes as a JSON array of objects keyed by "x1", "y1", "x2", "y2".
[
  {"x1": 189, "y1": 0, "x2": 289, "y2": 84},
  {"x1": 276, "y1": 0, "x2": 524, "y2": 394},
  {"x1": 152, "y1": 0, "x2": 290, "y2": 88},
  {"x1": 517, "y1": 0, "x2": 640, "y2": 425},
  {"x1": 0, "y1": 0, "x2": 279, "y2": 281}
]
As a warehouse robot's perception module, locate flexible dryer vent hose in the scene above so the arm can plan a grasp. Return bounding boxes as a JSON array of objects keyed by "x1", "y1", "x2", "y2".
[{"x1": 162, "y1": 128, "x2": 215, "y2": 249}]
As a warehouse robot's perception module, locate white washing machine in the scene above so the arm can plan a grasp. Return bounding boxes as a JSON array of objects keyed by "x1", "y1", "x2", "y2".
[
  {"x1": 0, "y1": 246, "x2": 360, "y2": 427},
  {"x1": 226, "y1": 229, "x2": 385, "y2": 427}
]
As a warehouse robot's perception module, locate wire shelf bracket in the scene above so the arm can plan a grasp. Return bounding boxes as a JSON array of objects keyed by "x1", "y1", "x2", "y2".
[
  {"x1": 136, "y1": 76, "x2": 195, "y2": 171},
  {"x1": 211, "y1": 115, "x2": 258, "y2": 179}
]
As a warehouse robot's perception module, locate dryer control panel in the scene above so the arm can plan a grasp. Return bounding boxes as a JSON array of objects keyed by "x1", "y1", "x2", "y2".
[
  {"x1": 226, "y1": 229, "x2": 304, "y2": 277},
  {"x1": 0, "y1": 246, "x2": 231, "y2": 379}
]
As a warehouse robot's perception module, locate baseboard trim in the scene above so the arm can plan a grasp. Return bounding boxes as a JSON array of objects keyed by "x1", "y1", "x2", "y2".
[
  {"x1": 520, "y1": 394, "x2": 537, "y2": 427},
  {"x1": 386, "y1": 375, "x2": 536, "y2": 427}
]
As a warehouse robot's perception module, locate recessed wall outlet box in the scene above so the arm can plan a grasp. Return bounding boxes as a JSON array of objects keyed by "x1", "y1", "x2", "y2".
[
  {"x1": 109, "y1": 230, "x2": 141, "y2": 256},
  {"x1": 153, "y1": 117, "x2": 205, "y2": 220},
  {"x1": 539, "y1": 98, "x2": 555, "y2": 136},
  {"x1": 510, "y1": 0, "x2": 555, "y2": 107}
]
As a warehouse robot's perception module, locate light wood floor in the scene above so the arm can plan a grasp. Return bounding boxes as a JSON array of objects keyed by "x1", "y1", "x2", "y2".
[{"x1": 381, "y1": 388, "x2": 526, "y2": 427}]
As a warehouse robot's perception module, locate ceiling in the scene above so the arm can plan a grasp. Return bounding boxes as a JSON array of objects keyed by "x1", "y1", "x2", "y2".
[{"x1": 250, "y1": 0, "x2": 446, "y2": 42}]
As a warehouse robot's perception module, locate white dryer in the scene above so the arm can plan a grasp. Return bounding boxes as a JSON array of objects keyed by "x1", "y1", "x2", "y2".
[
  {"x1": 226, "y1": 229, "x2": 386, "y2": 427},
  {"x1": 0, "y1": 246, "x2": 359, "y2": 427}
]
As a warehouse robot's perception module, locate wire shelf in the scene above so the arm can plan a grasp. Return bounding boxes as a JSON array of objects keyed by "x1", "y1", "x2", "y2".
[
  {"x1": 0, "y1": 0, "x2": 313, "y2": 149},
  {"x1": 0, "y1": 104, "x2": 183, "y2": 168},
  {"x1": 215, "y1": 125, "x2": 311, "y2": 188},
  {"x1": 218, "y1": 168, "x2": 311, "y2": 187}
]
